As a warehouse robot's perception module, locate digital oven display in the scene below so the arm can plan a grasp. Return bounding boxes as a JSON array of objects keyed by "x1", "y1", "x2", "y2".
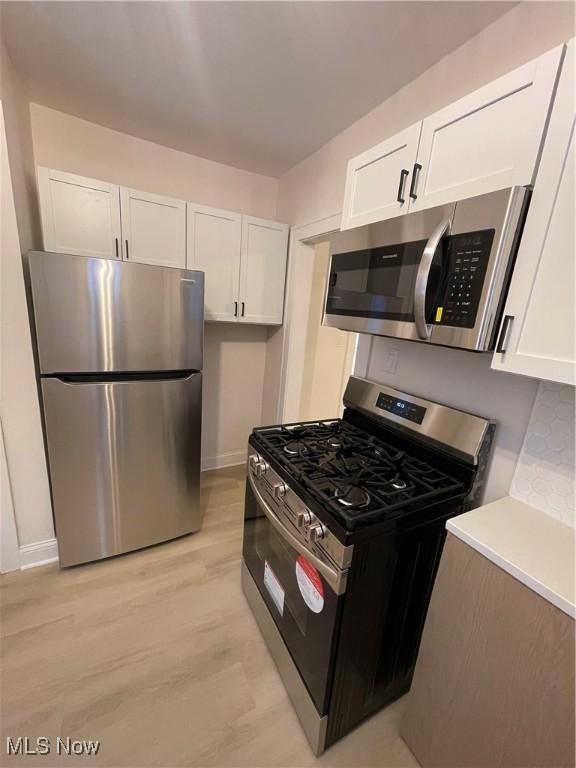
[{"x1": 376, "y1": 393, "x2": 426, "y2": 424}]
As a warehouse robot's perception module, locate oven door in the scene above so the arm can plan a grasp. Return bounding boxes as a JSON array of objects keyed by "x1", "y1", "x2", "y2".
[{"x1": 242, "y1": 468, "x2": 346, "y2": 715}]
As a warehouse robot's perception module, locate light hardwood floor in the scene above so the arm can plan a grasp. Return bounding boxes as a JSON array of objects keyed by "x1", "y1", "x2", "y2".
[{"x1": 1, "y1": 466, "x2": 418, "y2": 768}]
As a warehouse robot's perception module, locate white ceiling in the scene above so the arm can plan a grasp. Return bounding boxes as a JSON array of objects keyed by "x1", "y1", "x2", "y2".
[{"x1": 1, "y1": 1, "x2": 517, "y2": 177}]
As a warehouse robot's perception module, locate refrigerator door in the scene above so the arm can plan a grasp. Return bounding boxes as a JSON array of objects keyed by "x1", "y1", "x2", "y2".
[
  {"x1": 29, "y1": 251, "x2": 203, "y2": 374},
  {"x1": 42, "y1": 372, "x2": 202, "y2": 567}
]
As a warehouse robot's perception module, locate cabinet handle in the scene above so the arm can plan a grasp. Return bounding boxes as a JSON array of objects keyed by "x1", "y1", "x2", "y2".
[
  {"x1": 125, "y1": 240, "x2": 129, "y2": 260},
  {"x1": 114, "y1": 238, "x2": 119, "y2": 259},
  {"x1": 234, "y1": 301, "x2": 238, "y2": 317},
  {"x1": 409, "y1": 163, "x2": 422, "y2": 200},
  {"x1": 496, "y1": 314, "x2": 513, "y2": 353},
  {"x1": 241, "y1": 302, "x2": 245, "y2": 317},
  {"x1": 397, "y1": 169, "x2": 409, "y2": 204}
]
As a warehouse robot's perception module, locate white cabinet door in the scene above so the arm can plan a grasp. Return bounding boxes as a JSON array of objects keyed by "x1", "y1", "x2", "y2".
[
  {"x1": 37, "y1": 167, "x2": 121, "y2": 259},
  {"x1": 187, "y1": 204, "x2": 242, "y2": 322},
  {"x1": 120, "y1": 187, "x2": 186, "y2": 268},
  {"x1": 492, "y1": 41, "x2": 575, "y2": 385},
  {"x1": 239, "y1": 217, "x2": 289, "y2": 325},
  {"x1": 410, "y1": 46, "x2": 563, "y2": 212},
  {"x1": 341, "y1": 122, "x2": 421, "y2": 230}
]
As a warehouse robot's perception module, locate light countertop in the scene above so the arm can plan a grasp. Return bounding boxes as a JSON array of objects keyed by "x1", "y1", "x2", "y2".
[{"x1": 447, "y1": 496, "x2": 575, "y2": 618}]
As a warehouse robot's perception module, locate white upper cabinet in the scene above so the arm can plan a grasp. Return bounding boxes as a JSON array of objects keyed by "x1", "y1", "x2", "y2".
[
  {"x1": 119, "y1": 187, "x2": 186, "y2": 268},
  {"x1": 340, "y1": 122, "x2": 421, "y2": 230},
  {"x1": 409, "y1": 46, "x2": 563, "y2": 212},
  {"x1": 37, "y1": 167, "x2": 289, "y2": 326},
  {"x1": 492, "y1": 40, "x2": 575, "y2": 385},
  {"x1": 239, "y1": 216, "x2": 289, "y2": 325},
  {"x1": 37, "y1": 167, "x2": 121, "y2": 259},
  {"x1": 187, "y1": 204, "x2": 242, "y2": 322},
  {"x1": 341, "y1": 45, "x2": 563, "y2": 224}
]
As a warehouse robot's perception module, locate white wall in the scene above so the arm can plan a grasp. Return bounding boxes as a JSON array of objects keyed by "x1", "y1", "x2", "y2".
[
  {"x1": 299, "y1": 241, "x2": 355, "y2": 421},
  {"x1": 30, "y1": 103, "x2": 280, "y2": 476},
  {"x1": 30, "y1": 104, "x2": 278, "y2": 218},
  {"x1": 277, "y1": 3, "x2": 574, "y2": 226},
  {"x1": 0, "y1": 48, "x2": 55, "y2": 552},
  {"x1": 202, "y1": 323, "x2": 268, "y2": 469},
  {"x1": 510, "y1": 381, "x2": 575, "y2": 527},
  {"x1": 364, "y1": 338, "x2": 538, "y2": 503},
  {"x1": 275, "y1": 2, "x2": 573, "y2": 503}
]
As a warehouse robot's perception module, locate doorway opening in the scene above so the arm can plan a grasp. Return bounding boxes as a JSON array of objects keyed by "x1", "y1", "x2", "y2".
[{"x1": 298, "y1": 240, "x2": 358, "y2": 421}]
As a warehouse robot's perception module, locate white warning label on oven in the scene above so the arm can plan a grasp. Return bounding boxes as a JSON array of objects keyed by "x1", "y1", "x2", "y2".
[
  {"x1": 296, "y1": 555, "x2": 324, "y2": 613},
  {"x1": 264, "y1": 561, "x2": 285, "y2": 616}
]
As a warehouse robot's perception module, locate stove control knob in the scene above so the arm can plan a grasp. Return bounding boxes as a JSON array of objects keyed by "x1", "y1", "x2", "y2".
[
  {"x1": 251, "y1": 458, "x2": 269, "y2": 477},
  {"x1": 308, "y1": 521, "x2": 326, "y2": 543},
  {"x1": 296, "y1": 509, "x2": 312, "y2": 529},
  {"x1": 272, "y1": 481, "x2": 288, "y2": 499}
]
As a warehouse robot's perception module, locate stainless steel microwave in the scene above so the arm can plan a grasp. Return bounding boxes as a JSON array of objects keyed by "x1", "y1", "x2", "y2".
[{"x1": 323, "y1": 187, "x2": 530, "y2": 351}]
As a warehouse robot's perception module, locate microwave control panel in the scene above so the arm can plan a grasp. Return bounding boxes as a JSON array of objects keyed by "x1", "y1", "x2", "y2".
[{"x1": 435, "y1": 229, "x2": 495, "y2": 328}]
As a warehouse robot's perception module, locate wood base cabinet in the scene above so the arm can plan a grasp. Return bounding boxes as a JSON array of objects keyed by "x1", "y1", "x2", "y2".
[{"x1": 401, "y1": 534, "x2": 575, "y2": 768}]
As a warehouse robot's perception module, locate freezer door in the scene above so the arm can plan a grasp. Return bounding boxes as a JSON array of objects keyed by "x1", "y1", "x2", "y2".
[
  {"x1": 42, "y1": 373, "x2": 202, "y2": 567},
  {"x1": 29, "y1": 251, "x2": 203, "y2": 373}
]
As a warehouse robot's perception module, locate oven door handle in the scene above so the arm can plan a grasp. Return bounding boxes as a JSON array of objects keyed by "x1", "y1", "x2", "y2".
[
  {"x1": 414, "y1": 217, "x2": 451, "y2": 340},
  {"x1": 247, "y1": 470, "x2": 347, "y2": 595}
]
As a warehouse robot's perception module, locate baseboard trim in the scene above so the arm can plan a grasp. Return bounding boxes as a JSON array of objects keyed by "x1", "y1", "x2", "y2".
[
  {"x1": 201, "y1": 449, "x2": 246, "y2": 472},
  {"x1": 19, "y1": 538, "x2": 59, "y2": 570}
]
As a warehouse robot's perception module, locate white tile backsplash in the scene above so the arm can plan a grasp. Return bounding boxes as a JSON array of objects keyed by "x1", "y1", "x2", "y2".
[{"x1": 511, "y1": 381, "x2": 575, "y2": 527}]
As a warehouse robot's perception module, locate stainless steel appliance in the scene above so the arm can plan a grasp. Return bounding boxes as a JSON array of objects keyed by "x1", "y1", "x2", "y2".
[
  {"x1": 324, "y1": 187, "x2": 529, "y2": 351},
  {"x1": 242, "y1": 376, "x2": 495, "y2": 754},
  {"x1": 28, "y1": 251, "x2": 204, "y2": 567}
]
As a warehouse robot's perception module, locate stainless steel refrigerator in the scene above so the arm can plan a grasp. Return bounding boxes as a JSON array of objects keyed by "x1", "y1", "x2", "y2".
[{"x1": 28, "y1": 251, "x2": 204, "y2": 567}]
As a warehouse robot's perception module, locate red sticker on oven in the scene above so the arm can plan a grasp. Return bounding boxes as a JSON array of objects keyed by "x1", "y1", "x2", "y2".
[{"x1": 295, "y1": 555, "x2": 324, "y2": 613}]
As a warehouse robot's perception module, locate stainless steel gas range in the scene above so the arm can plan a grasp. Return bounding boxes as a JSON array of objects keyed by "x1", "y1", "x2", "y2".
[{"x1": 241, "y1": 376, "x2": 495, "y2": 754}]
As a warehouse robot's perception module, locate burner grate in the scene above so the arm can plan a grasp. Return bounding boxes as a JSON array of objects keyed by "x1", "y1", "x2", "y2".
[{"x1": 253, "y1": 419, "x2": 464, "y2": 528}]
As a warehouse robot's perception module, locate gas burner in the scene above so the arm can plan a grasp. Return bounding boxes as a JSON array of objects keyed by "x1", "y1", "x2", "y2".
[
  {"x1": 334, "y1": 485, "x2": 371, "y2": 509},
  {"x1": 372, "y1": 444, "x2": 404, "y2": 463},
  {"x1": 308, "y1": 428, "x2": 336, "y2": 441},
  {"x1": 373, "y1": 475, "x2": 416, "y2": 497},
  {"x1": 284, "y1": 441, "x2": 308, "y2": 456},
  {"x1": 252, "y1": 417, "x2": 465, "y2": 529}
]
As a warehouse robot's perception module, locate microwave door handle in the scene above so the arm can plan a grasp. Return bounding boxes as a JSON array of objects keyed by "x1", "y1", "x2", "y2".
[
  {"x1": 247, "y1": 470, "x2": 346, "y2": 594},
  {"x1": 414, "y1": 218, "x2": 451, "y2": 340}
]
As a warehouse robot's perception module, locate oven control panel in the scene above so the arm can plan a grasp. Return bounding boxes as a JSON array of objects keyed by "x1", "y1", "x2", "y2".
[
  {"x1": 248, "y1": 450, "x2": 353, "y2": 572},
  {"x1": 376, "y1": 393, "x2": 426, "y2": 424},
  {"x1": 435, "y1": 229, "x2": 495, "y2": 329}
]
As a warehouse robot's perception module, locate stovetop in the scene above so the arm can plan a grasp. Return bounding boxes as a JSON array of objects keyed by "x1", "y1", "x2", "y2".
[{"x1": 252, "y1": 418, "x2": 465, "y2": 530}]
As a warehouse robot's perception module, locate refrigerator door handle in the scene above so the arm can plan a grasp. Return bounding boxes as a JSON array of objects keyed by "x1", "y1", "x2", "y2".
[{"x1": 52, "y1": 371, "x2": 201, "y2": 384}]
